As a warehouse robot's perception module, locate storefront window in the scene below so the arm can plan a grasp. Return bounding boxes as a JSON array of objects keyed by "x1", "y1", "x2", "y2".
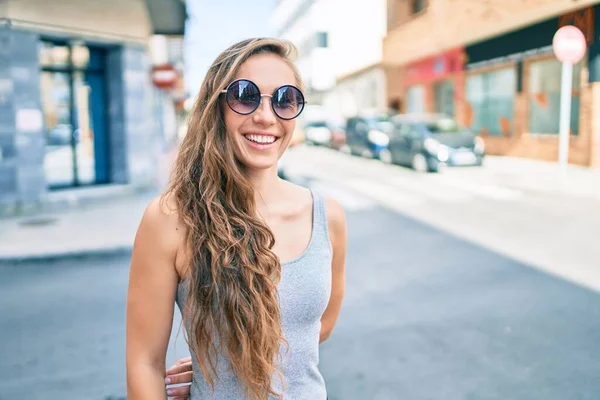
[
  {"x1": 466, "y1": 67, "x2": 516, "y2": 136},
  {"x1": 528, "y1": 58, "x2": 581, "y2": 135},
  {"x1": 407, "y1": 85, "x2": 425, "y2": 113},
  {"x1": 39, "y1": 42, "x2": 70, "y2": 68},
  {"x1": 39, "y1": 41, "x2": 107, "y2": 188},
  {"x1": 434, "y1": 80, "x2": 454, "y2": 117}
]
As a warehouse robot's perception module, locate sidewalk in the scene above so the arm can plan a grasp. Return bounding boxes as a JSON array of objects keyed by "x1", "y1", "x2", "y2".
[
  {"x1": 0, "y1": 190, "x2": 156, "y2": 264},
  {"x1": 473, "y1": 155, "x2": 600, "y2": 200},
  {"x1": 1, "y1": 152, "x2": 598, "y2": 264},
  {"x1": 0, "y1": 143, "x2": 180, "y2": 265}
]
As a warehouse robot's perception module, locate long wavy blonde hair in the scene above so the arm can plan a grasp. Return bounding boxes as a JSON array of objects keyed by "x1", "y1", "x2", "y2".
[{"x1": 164, "y1": 38, "x2": 303, "y2": 399}]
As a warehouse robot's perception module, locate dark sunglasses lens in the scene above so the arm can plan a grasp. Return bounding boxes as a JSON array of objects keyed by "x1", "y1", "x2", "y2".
[
  {"x1": 272, "y1": 86, "x2": 305, "y2": 119},
  {"x1": 226, "y1": 80, "x2": 260, "y2": 114}
]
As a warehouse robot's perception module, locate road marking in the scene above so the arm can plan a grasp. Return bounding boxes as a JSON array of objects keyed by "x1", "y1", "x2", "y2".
[
  {"x1": 341, "y1": 178, "x2": 423, "y2": 207},
  {"x1": 427, "y1": 175, "x2": 523, "y2": 201},
  {"x1": 291, "y1": 146, "x2": 525, "y2": 203},
  {"x1": 308, "y1": 180, "x2": 378, "y2": 212},
  {"x1": 389, "y1": 175, "x2": 472, "y2": 203}
]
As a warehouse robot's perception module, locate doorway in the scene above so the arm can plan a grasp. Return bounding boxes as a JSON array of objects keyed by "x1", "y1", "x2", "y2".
[{"x1": 39, "y1": 41, "x2": 110, "y2": 189}]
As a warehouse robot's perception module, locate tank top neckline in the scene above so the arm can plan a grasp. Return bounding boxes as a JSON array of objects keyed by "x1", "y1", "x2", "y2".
[
  {"x1": 178, "y1": 187, "x2": 319, "y2": 286},
  {"x1": 281, "y1": 187, "x2": 317, "y2": 266}
]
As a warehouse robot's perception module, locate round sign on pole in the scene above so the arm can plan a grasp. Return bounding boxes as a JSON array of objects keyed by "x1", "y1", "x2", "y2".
[
  {"x1": 152, "y1": 64, "x2": 178, "y2": 89},
  {"x1": 553, "y1": 25, "x2": 587, "y2": 64}
]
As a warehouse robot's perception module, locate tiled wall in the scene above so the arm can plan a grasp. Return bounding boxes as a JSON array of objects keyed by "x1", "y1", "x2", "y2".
[
  {"x1": 0, "y1": 26, "x2": 160, "y2": 215},
  {"x1": 0, "y1": 27, "x2": 45, "y2": 213}
]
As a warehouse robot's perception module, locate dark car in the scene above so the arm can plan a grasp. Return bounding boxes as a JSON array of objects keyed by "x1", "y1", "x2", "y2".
[
  {"x1": 387, "y1": 114, "x2": 485, "y2": 172},
  {"x1": 341, "y1": 112, "x2": 395, "y2": 161}
]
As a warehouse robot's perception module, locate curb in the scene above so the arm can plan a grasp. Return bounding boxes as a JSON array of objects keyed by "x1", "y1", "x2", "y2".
[
  {"x1": 0, "y1": 245, "x2": 133, "y2": 266},
  {"x1": 0, "y1": 184, "x2": 157, "y2": 220}
]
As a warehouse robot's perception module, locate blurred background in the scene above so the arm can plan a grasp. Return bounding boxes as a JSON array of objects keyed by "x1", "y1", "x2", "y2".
[{"x1": 1, "y1": 0, "x2": 600, "y2": 399}]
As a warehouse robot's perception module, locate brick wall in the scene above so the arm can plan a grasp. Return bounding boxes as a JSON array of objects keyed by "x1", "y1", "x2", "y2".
[
  {"x1": 470, "y1": 57, "x2": 593, "y2": 166},
  {"x1": 384, "y1": 0, "x2": 600, "y2": 66},
  {"x1": 384, "y1": 65, "x2": 405, "y2": 109},
  {"x1": 384, "y1": 0, "x2": 600, "y2": 167},
  {"x1": 588, "y1": 82, "x2": 600, "y2": 168}
]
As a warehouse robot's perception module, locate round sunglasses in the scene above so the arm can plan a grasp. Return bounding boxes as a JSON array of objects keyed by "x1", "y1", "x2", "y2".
[{"x1": 220, "y1": 79, "x2": 306, "y2": 120}]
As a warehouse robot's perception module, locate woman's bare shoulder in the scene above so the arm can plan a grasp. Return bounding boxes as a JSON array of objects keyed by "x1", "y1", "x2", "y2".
[
  {"x1": 137, "y1": 192, "x2": 186, "y2": 257},
  {"x1": 324, "y1": 195, "x2": 346, "y2": 253},
  {"x1": 324, "y1": 196, "x2": 345, "y2": 227}
]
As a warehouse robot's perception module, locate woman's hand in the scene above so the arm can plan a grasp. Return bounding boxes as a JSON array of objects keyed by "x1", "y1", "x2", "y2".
[{"x1": 165, "y1": 356, "x2": 193, "y2": 399}]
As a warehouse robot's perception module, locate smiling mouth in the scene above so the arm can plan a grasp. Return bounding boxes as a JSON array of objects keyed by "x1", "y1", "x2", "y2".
[{"x1": 243, "y1": 134, "x2": 279, "y2": 145}]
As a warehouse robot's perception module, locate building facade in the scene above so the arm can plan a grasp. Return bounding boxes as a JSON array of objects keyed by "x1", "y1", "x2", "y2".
[
  {"x1": 271, "y1": 0, "x2": 388, "y2": 121},
  {"x1": 384, "y1": 0, "x2": 600, "y2": 167},
  {"x1": 321, "y1": 0, "x2": 388, "y2": 119},
  {"x1": 270, "y1": 0, "x2": 335, "y2": 105},
  {"x1": 0, "y1": 0, "x2": 185, "y2": 214}
]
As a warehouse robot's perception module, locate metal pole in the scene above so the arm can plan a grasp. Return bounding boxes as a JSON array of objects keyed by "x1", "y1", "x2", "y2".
[{"x1": 558, "y1": 61, "x2": 573, "y2": 171}]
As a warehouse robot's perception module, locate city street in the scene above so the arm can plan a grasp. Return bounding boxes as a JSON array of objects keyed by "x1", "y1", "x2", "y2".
[
  {"x1": 1, "y1": 146, "x2": 600, "y2": 399},
  {"x1": 285, "y1": 145, "x2": 600, "y2": 292}
]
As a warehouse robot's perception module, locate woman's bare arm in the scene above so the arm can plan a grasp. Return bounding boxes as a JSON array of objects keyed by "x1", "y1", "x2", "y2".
[
  {"x1": 320, "y1": 197, "x2": 347, "y2": 343},
  {"x1": 126, "y1": 197, "x2": 181, "y2": 399}
]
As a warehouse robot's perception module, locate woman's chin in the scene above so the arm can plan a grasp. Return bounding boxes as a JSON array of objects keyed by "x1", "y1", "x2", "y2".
[{"x1": 239, "y1": 157, "x2": 279, "y2": 173}]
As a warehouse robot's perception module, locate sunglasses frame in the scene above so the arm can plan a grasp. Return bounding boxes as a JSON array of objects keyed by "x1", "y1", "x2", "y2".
[{"x1": 220, "y1": 78, "x2": 307, "y2": 121}]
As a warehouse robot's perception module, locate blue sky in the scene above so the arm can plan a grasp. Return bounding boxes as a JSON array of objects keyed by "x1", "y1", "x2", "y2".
[{"x1": 184, "y1": 0, "x2": 277, "y2": 95}]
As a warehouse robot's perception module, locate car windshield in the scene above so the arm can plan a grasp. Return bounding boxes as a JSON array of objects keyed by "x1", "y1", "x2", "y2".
[
  {"x1": 424, "y1": 117, "x2": 463, "y2": 134},
  {"x1": 367, "y1": 117, "x2": 394, "y2": 133},
  {"x1": 305, "y1": 121, "x2": 327, "y2": 128}
]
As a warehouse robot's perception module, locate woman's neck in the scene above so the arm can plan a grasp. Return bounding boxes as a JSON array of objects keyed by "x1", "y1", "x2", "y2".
[{"x1": 244, "y1": 166, "x2": 283, "y2": 212}]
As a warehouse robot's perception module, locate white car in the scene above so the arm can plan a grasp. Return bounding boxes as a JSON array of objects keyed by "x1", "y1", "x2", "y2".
[{"x1": 304, "y1": 122, "x2": 332, "y2": 146}]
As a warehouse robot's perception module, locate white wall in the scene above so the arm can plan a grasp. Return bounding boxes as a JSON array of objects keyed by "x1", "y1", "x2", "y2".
[
  {"x1": 328, "y1": 0, "x2": 386, "y2": 78},
  {"x1": 270, "y1": 0, "x2": 335, "y2": 93},
  {"x1": 271, "y1": 0, "x2": 387, "y2": 110},
  {"x1": 270, "y1": 0, "x2": 306, "y2": 35},
  {"x1": 322, "y1": 66, "x2": 387, "y2": 118}
]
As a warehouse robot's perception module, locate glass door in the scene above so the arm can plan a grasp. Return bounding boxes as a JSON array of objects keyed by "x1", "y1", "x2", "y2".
[
  {"x1": 73, "y1": 71, "x2": 96, "y2": 185},
  {"x1": 41, "y1": 70, "x2": 76, "y2": 187},
  {"x1": 40, "y1": 41, "x2": 108, "y2": 189}
]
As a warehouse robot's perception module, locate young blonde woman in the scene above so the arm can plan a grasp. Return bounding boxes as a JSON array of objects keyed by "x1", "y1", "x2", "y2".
[{"x1": 126, "y1": 37, "x2": 347, "y2": 400}]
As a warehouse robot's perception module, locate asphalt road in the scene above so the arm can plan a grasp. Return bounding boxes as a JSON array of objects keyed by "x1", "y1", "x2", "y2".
[
  {"x1": 1, "y1": 179, "x2": 599, "y2": 399},
  {"x1": 284, "y1": 145, "x2": 600, "y2": 292}
]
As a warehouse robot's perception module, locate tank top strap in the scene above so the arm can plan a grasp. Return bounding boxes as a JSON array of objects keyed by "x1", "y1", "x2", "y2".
[{"x1": 309, "y1": 188, "x2": 331, "y2": 251}]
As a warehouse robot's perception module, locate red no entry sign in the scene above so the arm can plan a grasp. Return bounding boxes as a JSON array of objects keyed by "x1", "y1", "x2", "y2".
[{"x1": 553, "y1": 26, "x2": 587, "y2": 64}]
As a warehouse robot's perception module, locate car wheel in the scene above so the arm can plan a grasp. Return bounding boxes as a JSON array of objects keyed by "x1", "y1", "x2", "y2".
[
  {"x1": 379, "y1": 149, "x2": 392, "y2": 164},
  {"x1": 361, "y1": 149, "x2": 374, "y2": 158},
  {"x1": 411, "y1": 153, "x2": 428, "y2": 173},
  {"x1": 433, "y1": 162, "x2": 448, "y2": 173}
]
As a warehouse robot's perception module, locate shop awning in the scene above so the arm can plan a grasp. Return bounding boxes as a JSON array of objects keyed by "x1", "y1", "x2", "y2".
[{"x1": 145, "y1": 0, "x2": 186, "y2": 36}]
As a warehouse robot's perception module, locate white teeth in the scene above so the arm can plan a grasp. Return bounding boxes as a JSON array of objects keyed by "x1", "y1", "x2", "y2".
[{"x1": 245, "y1": 134, "x2": 276, "y2": 144}]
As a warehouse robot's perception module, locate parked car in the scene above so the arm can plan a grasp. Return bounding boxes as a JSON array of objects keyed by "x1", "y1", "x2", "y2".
[
  {"x1": 386, "y1": 113, "x2": 485, "y2": 172},
  {"x1": 303, "y1": 121, "x2": 332, "y2": 146},
  {"x1": 341, "y1": 112, "x2": 395, "y2": 161},
  {"x1": 328, "y1": 121, "x2": 347, "y2": 150}
]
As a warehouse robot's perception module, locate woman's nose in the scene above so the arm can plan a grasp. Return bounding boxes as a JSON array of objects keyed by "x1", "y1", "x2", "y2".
[{"x1": 252, "y1": 97, "x2": 277, "y2": 125}]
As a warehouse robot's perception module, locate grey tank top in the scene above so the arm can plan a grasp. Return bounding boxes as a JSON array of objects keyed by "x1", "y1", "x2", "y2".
[{"x1": 175, "y1": 188, "x2": 332, "y2": 399}]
